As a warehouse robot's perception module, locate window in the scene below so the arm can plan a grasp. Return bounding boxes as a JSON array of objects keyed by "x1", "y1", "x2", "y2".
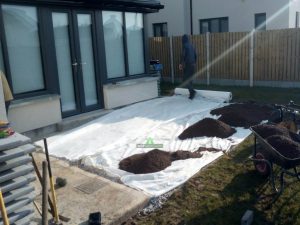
[
  {"x1": 125, "y1": 12, "x2": 145, "y2": 75},
  {"x1": 103, "y1": 11, "x2": 145, "y2": 79},
  {"x1": 201, "y1": 21, "x2": 209, "y2": 34},
  {"x1": 255, "y1": 13, "x2": 266, "y2": 31},
  {"x1": 296, "y1": 12, "x2": 300, "y2": 28},
  {"x1": 2, "y1": 5, "x2": 45, "y2": 94},
  {"x1": 103, "y1": 11, "x2": 126, "y2": 79},
  {"x1": 220, "y1": 19, "x2": 229, "y2": 32},
  {"x1": 153, "y1": 23, "x2": 168, "y2": 37},
  {"x1": 200, "y1": 17, "x2": 228, "y2": 34}
]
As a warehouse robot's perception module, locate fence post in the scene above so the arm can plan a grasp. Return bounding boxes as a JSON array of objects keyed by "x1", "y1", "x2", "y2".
[
  {"x1": 206, "y1": 32, "x2": 210, "y2": 86},
  {"x1": 249, "y1": 31, "x2": 254, "y2": 87},
  {"x1": 169, "y1": 36, "x2": 175, "y2": 84}
]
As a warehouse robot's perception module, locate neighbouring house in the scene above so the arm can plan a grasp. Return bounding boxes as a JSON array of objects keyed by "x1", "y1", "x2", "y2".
[
  {"x1": 0, "y1": 0, "x2": 163, "y2": 134},
  {"x1": 147, "y1": 0, "x2": 300, "y2": 37}
]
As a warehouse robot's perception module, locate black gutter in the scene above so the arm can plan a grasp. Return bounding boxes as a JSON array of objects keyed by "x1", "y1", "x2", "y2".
[
  {"x1": 190, "y1": 0, "x2": 193, "y2": 35},
  {"x1": 5, "y1": 0, "x2": 164, "y2": 12}
]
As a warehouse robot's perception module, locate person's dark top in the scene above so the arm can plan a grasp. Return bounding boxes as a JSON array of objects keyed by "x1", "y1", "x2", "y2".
[{"x1": 181, "y1": 34, "x2": 197, "y2": 65}]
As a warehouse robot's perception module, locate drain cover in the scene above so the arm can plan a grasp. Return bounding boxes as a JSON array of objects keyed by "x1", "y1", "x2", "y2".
[{"x1": 75, "y1": 179, "x2": 107, "y2": 194}]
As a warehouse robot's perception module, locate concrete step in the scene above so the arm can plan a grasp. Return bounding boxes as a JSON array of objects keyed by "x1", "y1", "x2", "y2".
[
  {"x1": 23, "y1": 109, "x2": 113, "y2": 141},
  {"x1": 57, "y1": 109, "x2": 113, "y2": 132},
  {"x1": 32, "y1": 152, "x2": 150, "y2": 225}
]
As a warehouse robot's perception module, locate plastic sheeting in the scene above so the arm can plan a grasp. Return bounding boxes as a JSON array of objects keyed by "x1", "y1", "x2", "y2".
[
  {"x1": 174, "y1": 88, "x2": 232, "y2": 103},
  {"x1": 37, "y1": 91, "x2": 251, "y2": 196}
]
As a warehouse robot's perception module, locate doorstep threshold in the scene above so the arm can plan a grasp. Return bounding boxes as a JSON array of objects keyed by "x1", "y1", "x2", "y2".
[{"x1": 57, "y1": 109, "x2": 113, "y2": 132}]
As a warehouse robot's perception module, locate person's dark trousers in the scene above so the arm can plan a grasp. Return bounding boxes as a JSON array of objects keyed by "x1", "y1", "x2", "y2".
[
  {"x1": 5, "y1": 101, "x2": 10, "y2": 114},
  {"x1": 183, "y1": 64, "x2": 196, "y2": 99}
]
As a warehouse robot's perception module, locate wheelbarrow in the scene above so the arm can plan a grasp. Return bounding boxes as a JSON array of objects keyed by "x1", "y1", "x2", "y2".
[{"x1": 249, "y1": 127, "x2": 300, "y2": 195}]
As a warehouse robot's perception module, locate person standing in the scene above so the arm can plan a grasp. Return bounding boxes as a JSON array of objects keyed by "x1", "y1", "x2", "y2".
[
  {"x1": 0, "y1": 71, "x2": 13, "y2": 113},
  {"x1": 179, "y1": 34, "x2": 197, "y2": 100}
]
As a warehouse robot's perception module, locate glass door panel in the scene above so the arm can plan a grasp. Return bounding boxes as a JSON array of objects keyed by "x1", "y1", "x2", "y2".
[
  {"x1": 77, "y1": 14, "x2": 98, "y2": 107},
  {"x1": 52, "y1": 12, "x2": 77, "y2": 112}
]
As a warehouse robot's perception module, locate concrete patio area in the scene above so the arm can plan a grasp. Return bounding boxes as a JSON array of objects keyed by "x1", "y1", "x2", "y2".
[{"x1": 31, "y1": 152, "x2": 149, "y2": 225}]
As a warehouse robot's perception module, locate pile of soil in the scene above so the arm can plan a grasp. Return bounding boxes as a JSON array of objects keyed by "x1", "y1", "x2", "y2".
[
  {"x1": 119, "y1": 148, "x2": 219, "y2": 174},
  {"x1": 178, "y1": 118, "x2": 236, "y2": 140},
  {"x1": 211, "y1": 102, "x2": 274, "y2": 128},
  {"x1": 252, "y1": 124, "x2": 300, "y2": 142},
  {"x1": 252, "y1": 124, "x2": 290, "y2": 139},
  {"x1": 277, "y1": 120, "x2": 298, "y2": 133},
  {"x1": 119, "y1": 149, "x2": 171, "y2": 174},
  {"x1": 266, "y1": 135, "x2": 300, "y2": 159}
]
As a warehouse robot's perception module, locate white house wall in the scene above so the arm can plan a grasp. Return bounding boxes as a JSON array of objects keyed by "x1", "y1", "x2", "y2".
[
  {"x1": 147, "y1": 0, "x2": 294, "y2": 37},
  {"x1": 192, "y1": 0, "x2": 290, "y2": 34},
  {"x1": 289, "y1": 0, "x2": 300, "y2": 28},
  {"x1": 146, "y1": 0, "x2": 191, "y2": 37}
]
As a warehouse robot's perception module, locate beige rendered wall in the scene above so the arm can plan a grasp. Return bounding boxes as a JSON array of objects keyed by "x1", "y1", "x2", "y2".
[
  {"x1": 103, "y1": 77, "x2": 159, "y2": 109},
  {"x1": 8, "y1": 95, "x2": 62, "y2": 133}
]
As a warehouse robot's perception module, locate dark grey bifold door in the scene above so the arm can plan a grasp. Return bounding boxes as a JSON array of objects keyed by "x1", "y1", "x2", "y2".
[{"x1": 52, "y1": 11, "x2": 102, "y2": 117}]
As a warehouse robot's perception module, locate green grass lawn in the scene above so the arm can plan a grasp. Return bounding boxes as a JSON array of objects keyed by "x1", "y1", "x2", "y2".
[
  {"x1": 129, "y1": 83, "x2": 300, "y2": 225},
  {"x1": 161, "y1": 81, "x2": 300, "y2": 105}
]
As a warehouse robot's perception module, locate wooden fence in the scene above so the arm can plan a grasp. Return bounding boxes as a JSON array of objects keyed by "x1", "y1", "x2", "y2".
[{"x1": 149, "y1": 28, "x2": 300, "y2": 86}]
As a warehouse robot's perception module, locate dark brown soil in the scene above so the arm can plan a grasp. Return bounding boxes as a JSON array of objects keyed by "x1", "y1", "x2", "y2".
[
  {"x1": 252, "y1": 124, "x2": 290, "y2": 139},
  {"x1": 252, "y1": 124, "x2": 300, "y2": 143},
  {"x1": 211, "y1": 102, "x2": 274, "y2": 128},
  {"x1": 266, "y1": 135, "x2": 300, "y2": 159},
  {"x1": 119, "y1": 148, "x2": 216, "y2": 174},
  {"x1": 197, "y1": 147, "x2": 222, "y2": 153},
  {"x1": 119, "y1": 149, "x2": 171, "y2": 174},
  {"x1": 178, "y1": 118, "x2": 236, "y2": 140}
]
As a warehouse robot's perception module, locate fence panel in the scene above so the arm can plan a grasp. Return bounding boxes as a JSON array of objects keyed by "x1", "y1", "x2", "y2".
[
  {"x1": 172, "y1": 36, "x2": 183, "y2": 79},
  {"x1": 254, "y1": 29, "x2": 300, "y2": 82},
  {"x1": 149, "y1": 37, "x2": 171, "y2": 78},
  {"x1": 209, "y1": 32, "x2": 249, "y2": 80},
  {"x1": 148, "y1": 28, "x2": 300, "y2": 85},
  {"x1": 190, "y1": 34, "x2": 207, "y2": 81}
]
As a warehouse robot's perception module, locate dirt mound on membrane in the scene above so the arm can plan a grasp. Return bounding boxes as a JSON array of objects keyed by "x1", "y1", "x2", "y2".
[
  {"x1": 119, "y1": 148, "x2": 219, "y2": 174},
  {"x1": 178, "y1": 118, "x2": 236, "y2": 140},
  {"x1": 211, "y1": 102, "x2": 274, "y2": 128}
]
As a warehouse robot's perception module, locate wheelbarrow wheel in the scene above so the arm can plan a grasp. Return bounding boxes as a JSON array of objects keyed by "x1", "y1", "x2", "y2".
[{"x1": 254, "y1": 152, "x2": 270, "y2": 177}]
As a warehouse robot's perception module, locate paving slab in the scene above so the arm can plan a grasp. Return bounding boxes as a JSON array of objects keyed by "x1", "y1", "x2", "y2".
[
  {"x1": 0, "y1": 133, "x2": 31, "y2": 151},
  {"x1": 32, "y1": 152, "x2": 149, "y2": 225}
]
